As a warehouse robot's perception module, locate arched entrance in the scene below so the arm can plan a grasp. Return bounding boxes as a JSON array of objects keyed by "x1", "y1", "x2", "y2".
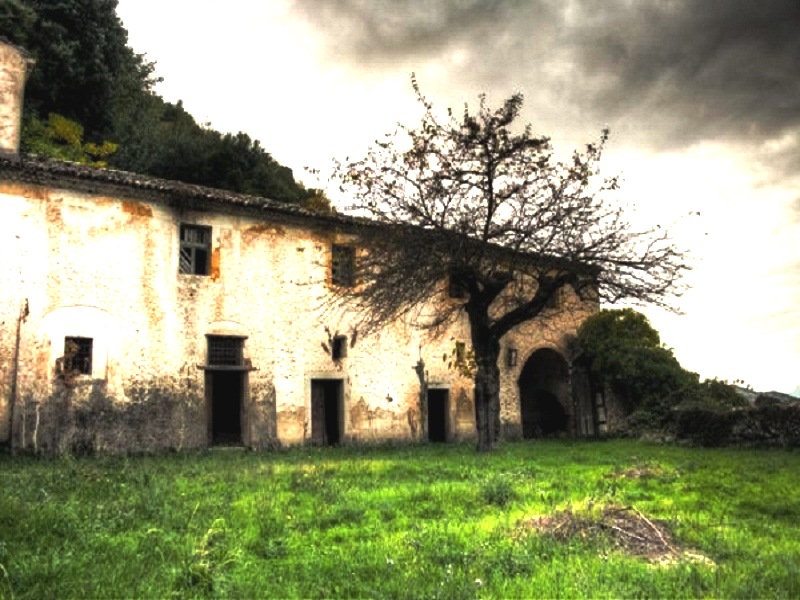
[{"x1": 518, "y1": 348, "x2": 571, "y2": 438}]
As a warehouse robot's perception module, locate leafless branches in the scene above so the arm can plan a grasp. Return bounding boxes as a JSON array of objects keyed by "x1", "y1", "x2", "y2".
[
  {"x1": 330, "y1": 80, "x2": 688, "y2": 339},
  {"x1": 327, "y1": 81, "x2": 688, "y2": 450}
]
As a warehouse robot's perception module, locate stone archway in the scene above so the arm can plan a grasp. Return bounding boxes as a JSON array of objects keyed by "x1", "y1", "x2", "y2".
[{"x1": 518, "y1": 348, "x2": 571, "y2": 438}]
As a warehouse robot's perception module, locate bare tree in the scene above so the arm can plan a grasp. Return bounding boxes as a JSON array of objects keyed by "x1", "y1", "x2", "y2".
[{"x1": 330, "y1": 79, "x2": 689, "y2": 451}]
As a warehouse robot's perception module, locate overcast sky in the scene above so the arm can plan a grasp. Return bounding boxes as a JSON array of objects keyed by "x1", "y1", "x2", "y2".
[{"x1": 116, "y1": 0, "x2": 800, "y2": 395}]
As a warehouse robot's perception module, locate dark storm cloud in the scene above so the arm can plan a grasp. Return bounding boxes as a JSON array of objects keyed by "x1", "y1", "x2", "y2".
[
  {"x1": 292, "y1": 0, "x2": 800, "y2": 157},
  {"x1": 570, "y1": 0, "x2": 800, "y2": 144},
  {"x1": 291, "y1": 0, "x2": 546, "y2": 63}
]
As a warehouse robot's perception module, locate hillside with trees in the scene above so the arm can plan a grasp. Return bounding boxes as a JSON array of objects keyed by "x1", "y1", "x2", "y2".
[{"x1": 1, "y1": 0, "x2": 322, "y2": 206}]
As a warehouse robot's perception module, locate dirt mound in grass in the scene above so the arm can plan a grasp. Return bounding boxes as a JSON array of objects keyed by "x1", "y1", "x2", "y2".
[
  {"x1": 609, "y1": 465, "x2": 666, "y2": 480},
  {"x1": 519, "y1": 505, "x2": 713, "y2": 566}
]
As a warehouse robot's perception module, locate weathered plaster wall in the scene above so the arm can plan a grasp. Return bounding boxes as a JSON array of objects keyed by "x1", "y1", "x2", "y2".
[
  {"x1": 0, "y1": 186, "x2": 49, "y2": 444},
  {"x1": 0, "y1": 178, "x2": 595, "y2": 453},
  {"x1": 0, "y1": 183, "x2": 211, "y2": 452}
]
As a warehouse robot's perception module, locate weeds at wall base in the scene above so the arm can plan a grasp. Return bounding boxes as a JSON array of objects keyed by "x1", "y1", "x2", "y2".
[{"x1": 13, "y1": 384, "x2": 207, "y2": 456}]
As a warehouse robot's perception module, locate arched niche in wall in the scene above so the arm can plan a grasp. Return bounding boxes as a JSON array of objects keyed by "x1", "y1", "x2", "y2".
[{"x1": 41, "y1": 305, "x2": 116, "y2": 381}]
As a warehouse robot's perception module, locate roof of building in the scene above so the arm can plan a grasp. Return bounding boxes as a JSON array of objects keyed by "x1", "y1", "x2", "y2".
[
  {"x1": 0, "y1": 152, "x2": 598, "y2": 276},
  {"x1": 0, "y1": 152, "x2": 360, "y2": 228}
]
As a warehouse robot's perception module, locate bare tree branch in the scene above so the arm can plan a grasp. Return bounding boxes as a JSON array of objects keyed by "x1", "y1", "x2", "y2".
[{"x1": 327, "y1": 79, "x2": 689, "y2": 451}]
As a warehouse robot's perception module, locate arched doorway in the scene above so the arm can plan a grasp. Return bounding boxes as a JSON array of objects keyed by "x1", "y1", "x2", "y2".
[{"x1": 518, "y1": 348, "x2": 571, "y2": 438}]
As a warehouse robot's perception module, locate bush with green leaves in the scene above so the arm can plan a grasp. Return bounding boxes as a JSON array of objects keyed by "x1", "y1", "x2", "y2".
[
  {"x1": 576, "y1": 308, "x2": 698, "y2": 423},
  {"x1": 22, "y1": 113, "x2": 117, "y2": 166},
  {"x1": 694, "y1": 378, "x2": 749, "y2": 409},
  {"x1": 575, "y1": 308, "x2": 752, "y2": 437}
]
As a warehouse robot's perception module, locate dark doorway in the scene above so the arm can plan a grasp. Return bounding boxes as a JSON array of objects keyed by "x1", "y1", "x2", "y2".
[
  {"x1": 311, "y1": 379, "x2": 343, "y2": 445},
  {"x1": 521, "y1": 390, "x2": 567, "y2": 437},
  {"x1": 427, "y1": 389, "x2": 449, "y2": 442},
  {"x1": 518, "y1": 348, "x2": 570, "y2": 439},
  {"x1": 210, "y1": 370, "x2": 244, "y2": 445}
]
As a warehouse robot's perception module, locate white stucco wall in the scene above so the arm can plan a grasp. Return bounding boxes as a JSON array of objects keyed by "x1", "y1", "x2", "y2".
[{"x1": 0, "y1": 178, "x2": 595, "y2": 452}]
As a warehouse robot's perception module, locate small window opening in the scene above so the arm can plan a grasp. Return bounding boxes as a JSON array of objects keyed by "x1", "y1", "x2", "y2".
[
  {"x1": 64, "y1": 337, "x2": 93, "y2": 375},
  {"x1": 331, "y1": 244, "x2": 355, "y2": 287},
  {"x1": 331, "y1": 335, "x2": 348, "y2": 360},
  {"x1": 545, "y1": 288, "x2": 561, "y2": 309},
  {"x1": 506, "y1": 347, "x2": 518, "y2": 368},
  {"x1": 207, "y1": 336, "x2": 244, "y2": 367},
  {"x1": 180, "y1": 224, "x2": 212, "y2": 275}
]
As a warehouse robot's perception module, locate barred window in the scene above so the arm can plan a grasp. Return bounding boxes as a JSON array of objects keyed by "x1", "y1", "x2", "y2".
[
  {"x1": 64, "y1": 337, "x2": 92, "y2": 375},
  {"x1": 179, "y1": 224, "x2": 211, "y2": 275},
  {"x1": 207, "y1": 336, "x2": 244, "y2": 367},
  {"x1": 331, "y1": 244, "x2": 355, "y2": 287}
]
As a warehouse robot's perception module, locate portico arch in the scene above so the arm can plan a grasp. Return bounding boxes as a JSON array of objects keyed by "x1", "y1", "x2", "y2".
[{"x1": 517, "y1": 347, "x2": 571, "y2": 438}]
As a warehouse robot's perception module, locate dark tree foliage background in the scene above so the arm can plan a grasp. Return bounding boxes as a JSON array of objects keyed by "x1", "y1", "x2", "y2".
[
  {"x1": 1, "y1": 0, "x2": 318, "y2": 205},
  {"x1": 576, "y1": 308, "x2": 697, "y2": 416}
]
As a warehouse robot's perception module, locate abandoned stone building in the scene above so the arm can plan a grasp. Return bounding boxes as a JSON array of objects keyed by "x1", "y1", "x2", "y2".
[{"x1": 0, "y1": 40, "x2": 610, "y2": 454}]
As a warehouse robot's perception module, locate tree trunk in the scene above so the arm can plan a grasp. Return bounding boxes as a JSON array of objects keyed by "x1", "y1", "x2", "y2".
[{"x1": 472, "y1": 338, "x2": 502, "y2": 452}]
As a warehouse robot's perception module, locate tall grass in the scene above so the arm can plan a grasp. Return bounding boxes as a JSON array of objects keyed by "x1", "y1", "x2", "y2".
[{"x1": 0, "y1": 440, "x2": 798, "y2": 598}]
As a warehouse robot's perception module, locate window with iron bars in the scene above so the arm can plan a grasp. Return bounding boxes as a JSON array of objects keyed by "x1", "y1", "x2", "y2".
[
  {"x1": 179, "y1": 224, "x2": 211, "y2": 275},
  {"x1": 64, "y1": 337, "x2": 93, "y2": 375},
  {"x1": 207, "y1": 336, "x2": 244, "y2": 367},
  {"x1": 331, "y1": 244, "x2": 355, "y2": 287}
]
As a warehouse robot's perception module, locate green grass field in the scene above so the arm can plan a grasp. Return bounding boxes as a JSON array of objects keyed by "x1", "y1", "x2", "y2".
[{"x1": 1, "y1": 440, "x2": 798, "y2": 598}]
